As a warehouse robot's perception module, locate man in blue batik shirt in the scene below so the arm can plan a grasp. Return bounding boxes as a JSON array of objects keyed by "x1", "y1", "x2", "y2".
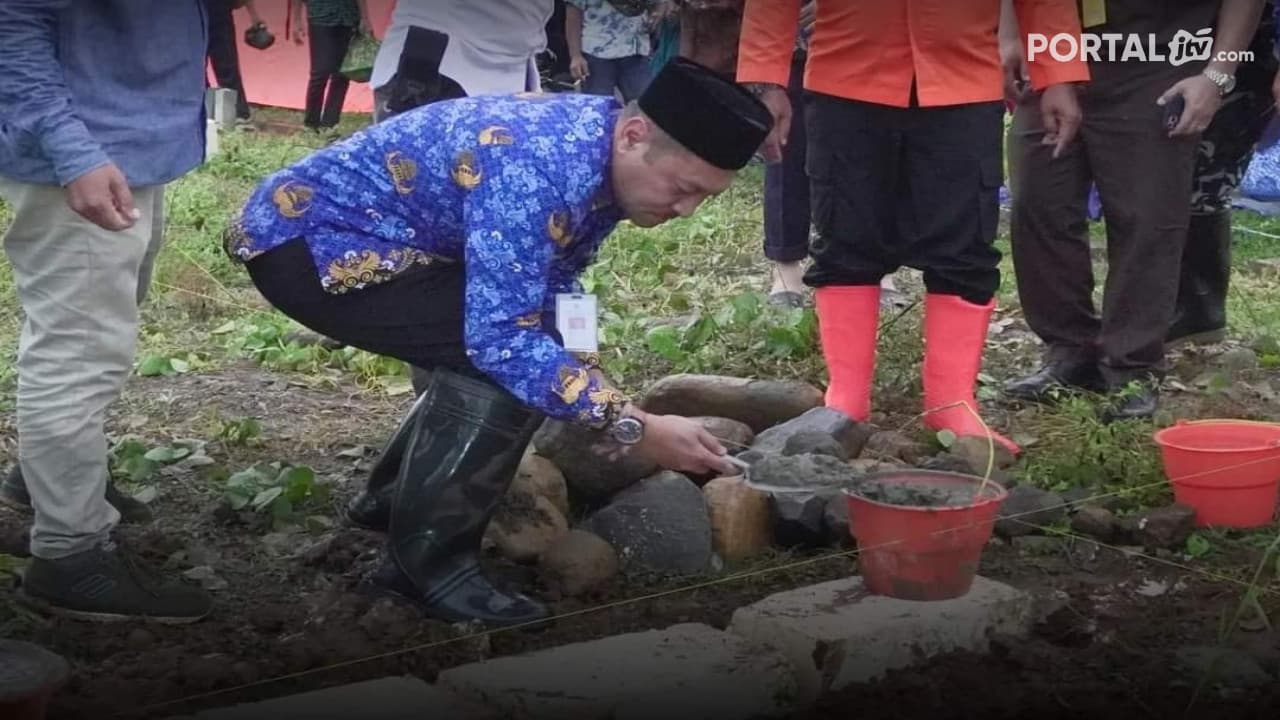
[
  {"x1": 0, "y1": 0, "x2": 213, "y2": 625},
  {"x1": 225, "y1": 58, "x2": 772, "y2": 626}
]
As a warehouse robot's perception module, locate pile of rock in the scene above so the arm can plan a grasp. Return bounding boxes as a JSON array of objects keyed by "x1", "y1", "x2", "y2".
[{"x1": 480, "y1": 373, "x2": 1057, "y2": 598}]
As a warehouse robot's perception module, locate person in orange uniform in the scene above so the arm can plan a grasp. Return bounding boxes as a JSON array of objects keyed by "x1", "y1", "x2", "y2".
[{"x1": 736, "y1": 1, "x2": 1090, "y2": 456}]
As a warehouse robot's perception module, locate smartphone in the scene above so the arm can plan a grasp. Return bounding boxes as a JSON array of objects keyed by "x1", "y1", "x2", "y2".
[{"x1": 1163, "y1": 95, "x2": 1186, "y2": 131}]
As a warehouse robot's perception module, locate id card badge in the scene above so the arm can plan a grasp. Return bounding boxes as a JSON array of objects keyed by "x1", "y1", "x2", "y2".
[
  {"x1": 1082, "y1": 0, "x2": 1106, "y2": 28},
  {"x1": 555, "y1": 294, "x2": 599, "y2": 353}
]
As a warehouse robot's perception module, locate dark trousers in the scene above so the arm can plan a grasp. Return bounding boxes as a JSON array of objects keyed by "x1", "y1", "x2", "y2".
[
  {"x1": 245, "y1": 238, "x2": 487, "y2": 379},
  {"x1": 1008, "y1": 73, "x2": 1199, "y2": 385},
  {"x1": 206, "y1": 3, "x2": 251, "y2": 119},
  {"x1": 582, "y1": 54, "x2": 652, "y2": 102},
  {"x1": 804, "y1": 93, "x2": 1005, "y2": 303},
  {"x1": 763, "y1": 52, "x2": 810, "y2": 264},
  {"x1": 304, "y1": 23, "x2": 356, "y2": 128}
]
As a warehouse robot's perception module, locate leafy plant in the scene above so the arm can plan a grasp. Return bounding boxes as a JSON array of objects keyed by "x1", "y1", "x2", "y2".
[
  {"x1": 224, "y1": 462, "x2": 331, "y2": 529},
  {"x1": 218, "y1": 417, "x2": 263, "y2": 446}
]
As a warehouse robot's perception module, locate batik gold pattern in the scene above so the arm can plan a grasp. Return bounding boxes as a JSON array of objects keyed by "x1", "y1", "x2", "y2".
[
  {"x1": 452, "y1": 151, "x2": 482, "y2": 190},
  {"x1": 546, "y1": 210, "x2": 572, "y2": 248},
  {"x1": 272, "y1": 180, "x2": 314, "y2": 218},
  {"x1": 555, "y1": 365, "x2": 591, "y2": 405},
  {"x1": 515, "y1": 311, "x2": 543, "y2": 328},
  {"x1": 478, "y1": 125, "x2": 515, "y2": 146},
  {"x1": 321, "y1": 248, "x2": 439, "y2": 294},
  {"x1": 221, "y1": 220, "x2": 263, "y2": 261},
  {"x1": 385, "y1": 151, "x2": 418, "y2": 195}
]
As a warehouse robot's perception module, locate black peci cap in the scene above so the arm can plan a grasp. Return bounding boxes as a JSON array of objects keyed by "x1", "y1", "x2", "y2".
[{"x1": 637, "y1": 57, "x2": 774, "y2": 171}]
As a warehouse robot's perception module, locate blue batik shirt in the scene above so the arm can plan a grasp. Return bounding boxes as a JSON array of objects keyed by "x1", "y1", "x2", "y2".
[
  {"x1": 225, "y1": 93, "x2": 629, "y2": 427},
  {"x1": 569, "y1": 0, "x2": 654, "y2": 59}
]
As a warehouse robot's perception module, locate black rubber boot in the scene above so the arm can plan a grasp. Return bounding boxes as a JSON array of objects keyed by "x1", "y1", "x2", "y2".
[
  {"x1": 344, "y1": 383, "x2": 433, "y2": 531},
  {"x1": 1003, "y1": 357, "x2": 1105, "y2": 402},
  {"x1": 367, "y1": 369, "x2": 548, "y2": 627},
  {"x1": 1166, "y1": 211, "x2": 1231, "y2": 351}
]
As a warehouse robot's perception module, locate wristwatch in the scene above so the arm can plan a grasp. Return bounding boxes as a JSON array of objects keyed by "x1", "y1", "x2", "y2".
[
  {"x1": 1202, "y1": 68, "x2": 1236, "y2": 96},
  {"x1": 608, "y1": 415, "x2": 646, "y2": 445}
]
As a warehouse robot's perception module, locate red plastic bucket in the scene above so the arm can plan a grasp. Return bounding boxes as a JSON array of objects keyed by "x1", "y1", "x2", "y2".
[
  {"x1": 1152, "y1": 420, "x2": 1280, "y2": 528},
  {"x1": 845, "y1": 470, "x2": 1008, "y2": 601}
]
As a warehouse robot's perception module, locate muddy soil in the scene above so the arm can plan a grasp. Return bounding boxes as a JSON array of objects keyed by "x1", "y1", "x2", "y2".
[
  {"x1": 852, "y1": 476, "x2": 988, "y2": 508},
  {"x1": 0, "y1": 361, "x2": 1277, "y2": 719}
]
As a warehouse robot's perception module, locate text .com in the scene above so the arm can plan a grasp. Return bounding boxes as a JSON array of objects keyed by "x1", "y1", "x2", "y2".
[{"x1": 1027, "y1": 28, "x2": 1255, "y2": 67}]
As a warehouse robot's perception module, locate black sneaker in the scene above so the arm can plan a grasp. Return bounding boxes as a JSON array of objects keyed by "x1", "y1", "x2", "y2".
[
  {"x1": 18, "y1": 540, "x2": 212, "y2": 624},
  {"x1": 0, "y1": 465, "x2": 153, "y2": 524}
]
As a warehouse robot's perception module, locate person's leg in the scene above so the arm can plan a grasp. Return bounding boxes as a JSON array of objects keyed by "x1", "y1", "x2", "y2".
[
  {"x1": 804, "y1": 93, "x2": 899, "y2": 422},
  {"x1": 764, "y1": 52, "x2": 810, "y2": 305},
  {"x1": 205, "y1": 4, "x2": 251, "y2": 120},
  {"x1": 0, "y1": 179, "x2": 209, "y2": 621},
  {"x1": 303, "y1": 22, "x2": 339, "y2": 129},
  {"x1": 1087, "y1": 82, "x2": 1200, "y2": 419},
  {"x1": 1003, "y1": 90, "x2": 1100, "y2": 400},
  {"x1": 900, "y1": 100, "x2": 1018, "y2": 454},
  {"x1": 320, "y1": 24, "x2": 356, "y2": 128},
  {"x1": 582, "y1": 53, "x2": 620, "y2": 97},
  {"x1": 1169, "y1": 80, "x2": 1275, "y2": 349},
  {"x1": 243, "y1": 239, "x2": 547, "y2": 625}
]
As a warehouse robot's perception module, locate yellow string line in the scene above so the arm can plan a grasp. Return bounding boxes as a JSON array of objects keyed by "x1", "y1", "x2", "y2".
[
  {"x1": 150, "y1": 282, "x2": 262, "y2": 315},
  {"x1": 115, "y1": 455, "x2": 1280, "y2": 719}
]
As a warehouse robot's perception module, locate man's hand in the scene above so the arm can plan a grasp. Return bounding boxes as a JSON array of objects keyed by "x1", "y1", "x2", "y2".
[
  {"x1": 635, "y1": 414, "x2": 735, "y2": 476},
  {"x1": 750, "y1": 84, "x2": 791, "y2": 164},
  {"x1": 1000, "y1": 35, "x2": 1029, "y2": 104},
  {"x1": 570, "y1": 54, "x2": 590, "y2": 82},
  {"x1": 1158, "y1": 74, "x2": 1223, "y2": 137},
  {"x1": 292, "y1": 23, "x2": 307, "y2": 45},
  {"x1": 1038, "y1": 83, "x2": 1082, "y2": 159},
  {"x1": 65, "y1": 163, "x2": 138, "y2": 231}
]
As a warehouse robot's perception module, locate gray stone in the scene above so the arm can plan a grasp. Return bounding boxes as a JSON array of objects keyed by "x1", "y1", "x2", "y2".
[
  {"x1": 1216, "y1": 347, "x2": 1260, "y2": 374},
  {"x1": 639, "y1": 374, "x2": 824, "y2": 433},
  {"x1": 745, "y1": 454, "x2": 865, "y2": 548},
  {"x1": 1070, "y1": 506, "x2": 1117, "y2": 542},
  {"x1": 822, "y1": 495, "x2": 852, "y2": 547},
  {"x1": 1175, "y1": 646, "x2": 1273, "y2": 689},
  {"x1": 751, "y1": 407, "x2": 871, "y2": 458},
  {"x1": 862, "y1": 430, "x2": 929, "y2": 464},
  {"x1": 948, "y1": 435, "x2": 1017, "y2": 473},
  {"x1": 437, "y1": 623, "x2": 800, "y2": 720},
  {"x1": 728, "y1": 575, "x2": 1035, "y2": 706},
  {"x1": 584, "y1": 472, "x2": 712, "y2": 576},
  {"x1": 994, "y1": 485, "x2": 1066, "y2": 539},
  {"x1": 533, "y1": 419, "x2": 658, "y2": 502},
  {"x1": 783, "y1": 431, "x2": 849, "y2": 461},
  {"x1": 1125, "y1": 504, "x2": 1196, "y2": 549},
  {"x1": 193, "y1": 677, "x2": 495, "y2": 719}
]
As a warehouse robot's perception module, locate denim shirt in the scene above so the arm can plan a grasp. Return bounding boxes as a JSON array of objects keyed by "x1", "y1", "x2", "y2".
[
  {"x1": 225, "y1": 93, "x2": 629, "y2": 426},
  {"x1": 569, "y1": 0, "x2": 653, "y2": 59},
  {"x1": 0, "y1": 0, "x2": 208, "y2": 188}
]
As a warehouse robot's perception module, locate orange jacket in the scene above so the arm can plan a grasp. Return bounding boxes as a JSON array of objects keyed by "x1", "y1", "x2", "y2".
[{"x1": 737, "y1": 0, "x2": 1090, "y2": 108}]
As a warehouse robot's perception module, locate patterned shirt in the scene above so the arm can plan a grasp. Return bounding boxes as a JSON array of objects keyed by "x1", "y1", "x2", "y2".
[
  {"x1": 569, "y1": 0, "x2": 653, "y2": 59},
  {"x1": 225, "y1": 93, "x2": 629, "y2": 426},
  {"x1": 303, "y1": 0, "x2": 360, "y2": 27}
]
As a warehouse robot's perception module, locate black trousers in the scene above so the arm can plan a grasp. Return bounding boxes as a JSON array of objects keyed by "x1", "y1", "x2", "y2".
[
  {"x1": 245, "y1": 238, "x2": 488, "y2": 379},
  {"x1": 304, "y1": 23, "x2": 356, "y2": 128},
  {"x1": 763, "y1": 51, "x2": 810, "y2": 264},
  {"x1": 803, "y1": 92, "x2": 1005, "y2": 304},
  {"x1": 206, "y1": 2, "x2": 251, "y2": 119}
]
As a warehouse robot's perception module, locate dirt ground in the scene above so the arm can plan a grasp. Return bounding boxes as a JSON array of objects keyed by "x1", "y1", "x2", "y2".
[{"x1": 0, "y1": 358, "x2": 1278, "y2": 720}]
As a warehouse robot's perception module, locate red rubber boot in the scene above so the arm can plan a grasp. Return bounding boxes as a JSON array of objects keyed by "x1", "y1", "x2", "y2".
[
  {"x1": 922, "y1": 293, "x2": 1021, "y2": 456},
  {"x1": 815, "y1": 286, "x2": 881, "y2": 422}
]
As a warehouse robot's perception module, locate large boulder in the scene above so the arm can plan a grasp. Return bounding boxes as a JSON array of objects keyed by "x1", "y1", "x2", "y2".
[
  {"x1": 745, "y1": 454, "x2": 865, "y2": 548},
  {"x1": 1119, "y1": 504, "x2": 1196, "y2": 550},
  {"x1": 862, "y1": 430, "x2": 930, "y2": 464},
  {"x1": 584, "y1": 472, "x2": 713, "y2": 577},
  {"x1": 533, "y1": 420, "x2": 659, "y2": 502},
  {"x1": 513, "y1": 452, "x2": 571, "y2": 518},
  {"x1": 993, "y1": 485, "x2": 1066, "y2": 539},
  {"x1": 703, "y1": 476, "x2": 773, "y2": 562},
  {"x1": 638, "y1": 374, "x2": 824, "y2": 433},
  {"x1": 691, "y1": 417, "x2": 756, "y2": 452},
  {"x1": 486, "y1": 492, "x2": 569, "y2": 564},
  {"x1": 750, "y1": 407, "x2": 872, "y2": 459}
]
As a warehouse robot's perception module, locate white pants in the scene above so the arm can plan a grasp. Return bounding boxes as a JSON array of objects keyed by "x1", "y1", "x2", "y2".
[{"x1": 0, "y1": 178, "x2": 166, "y2": 559}]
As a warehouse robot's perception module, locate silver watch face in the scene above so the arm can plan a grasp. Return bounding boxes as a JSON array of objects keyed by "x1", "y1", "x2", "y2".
[{"x1": 611, "y1": 417, "x2": 644, "y2": 445}]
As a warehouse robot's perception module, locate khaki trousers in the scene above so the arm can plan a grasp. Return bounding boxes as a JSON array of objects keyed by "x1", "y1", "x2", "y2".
[{"x1": 0, "y1": 178, "x2": 165, "y2": 559}]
